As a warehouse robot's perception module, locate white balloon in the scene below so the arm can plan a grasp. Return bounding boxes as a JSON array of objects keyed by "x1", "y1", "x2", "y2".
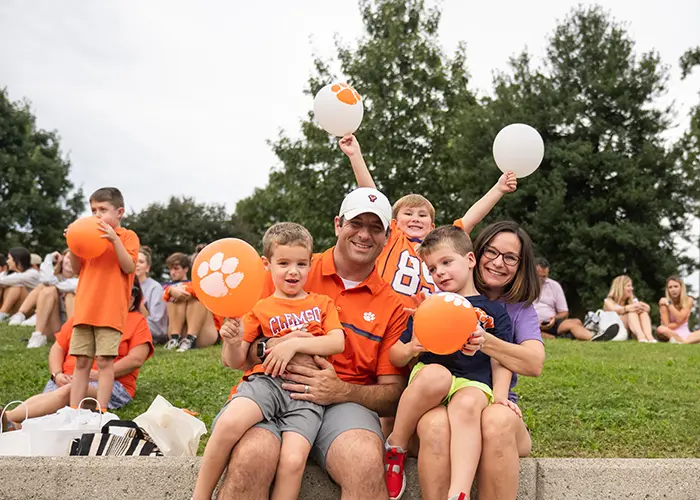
[
  {"x1": 492, "y1": 123, "x2": 545, "y2": 178},
  {"x1": 313, "y1": 82, "x2": 364, "y2": 137}
]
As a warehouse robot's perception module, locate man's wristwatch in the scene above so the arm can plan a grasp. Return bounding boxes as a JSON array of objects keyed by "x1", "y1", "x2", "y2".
[
  {"x1": 257, "y1": 340, "x2": 268, "y2": 361},
  {"x1": 51, "y1": 372, "x2": 60, "y2": 382}
]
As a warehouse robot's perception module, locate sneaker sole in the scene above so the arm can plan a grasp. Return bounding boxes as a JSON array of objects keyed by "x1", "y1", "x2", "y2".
[{"x1": 593, "y1": 324, "x2": 620, "y2": 342}]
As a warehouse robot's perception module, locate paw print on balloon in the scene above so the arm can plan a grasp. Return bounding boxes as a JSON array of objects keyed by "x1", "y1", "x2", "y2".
[
  {"x1": 197, "y1": 252, "x2": 245, "y2": 298},
  {"x1": 441, "y1": 293, "x2": 472, "y2": 309},
  {"x1": 331, "y1": 83, "x2": 362, "y2": 105}
]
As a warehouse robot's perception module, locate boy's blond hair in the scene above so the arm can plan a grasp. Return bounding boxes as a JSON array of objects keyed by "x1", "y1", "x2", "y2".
[
  {"x1": 417, "y1": 225, "x2": 473, "y2": 259},
  {"x1": 392, "y1": 194, "x2": 435, "y2": 222},
  {"x1": 89, "y1": 187, "x2": 125, "y2": 210},
  {"x1": 262, "y1": 222, "x2": 314, "y2": 260}
]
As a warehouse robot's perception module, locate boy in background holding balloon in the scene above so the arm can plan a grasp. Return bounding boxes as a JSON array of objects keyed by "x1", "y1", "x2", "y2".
[
  {"x1": 384, "y1": 226, "x2": 514, "y2": 500},
  {"x1": 339, "y1": 135, "x2": 517, "y2": 307},
  {"x1": 66, "y1": 187, "x2": 139, "y2": 411},
  {"x1": 193, "y1": 222, "x2": 345, "y2": 500}
]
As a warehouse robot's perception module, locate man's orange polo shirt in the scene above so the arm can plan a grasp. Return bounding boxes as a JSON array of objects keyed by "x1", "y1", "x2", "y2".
[{"x1": 261, "y1": 247, "x2": 410, "y2": 385}]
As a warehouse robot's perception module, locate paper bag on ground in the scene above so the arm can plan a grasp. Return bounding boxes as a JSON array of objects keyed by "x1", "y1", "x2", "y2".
[{"x1": 133, "y1": 395, "x2": 207, "y2": 456}]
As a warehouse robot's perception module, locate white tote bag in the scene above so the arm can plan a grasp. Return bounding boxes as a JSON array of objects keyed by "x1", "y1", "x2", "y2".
[
  {"x1": 597, "y1": 310, "x2": 628, "y2": 341},
  {"x1": 1, "y1": 398, "x2": 117, "y2": 456},
  {"x1": 134, "y1": 395, "x2": 207, "y2": 456},
  {"x1": 0, "y1": 401, "x2": 31, "y2": 456}
]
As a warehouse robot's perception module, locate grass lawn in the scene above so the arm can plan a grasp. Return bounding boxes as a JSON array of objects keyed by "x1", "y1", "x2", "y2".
[{"x1": 2, "y1": 324, "x2": 700, "y2": 457}]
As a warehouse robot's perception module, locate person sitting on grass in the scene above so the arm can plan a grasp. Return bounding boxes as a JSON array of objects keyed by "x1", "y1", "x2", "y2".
[
  {"x1": 604, "y1": 275, "x2": 655, "y2": 343},
  {"x1": 135, "y1": 246, "x2": 168, "y2": 344},
  {"x1": 534, "y1": 257, "x2": 618, "y2": 342},
  {"x1": 383, "y1": 226, "x2": 514, "y2": 500},
  {"x1": 1, "y1": 278, "x2": 153, "y2": 428},
  {"x1": 8, "y1": 250, "x2": 79, "y2": 348},
  {"x1": 0, "y1": 247, "x2": 40, "y2": 322},
  {"x1": 193, "y1": 222, "x2": 345, "y2": 500},
  {"x1": 657, "y1": 276, "x2": 695, "y2": 343},
  {"x1": 162, "y1": 252, "x2": 219, "y2": 352}
]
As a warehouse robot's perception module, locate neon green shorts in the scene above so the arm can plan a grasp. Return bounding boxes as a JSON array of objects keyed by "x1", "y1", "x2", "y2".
[{"x1": 409, "y1": 362, "x2": 493, "y2": 404}]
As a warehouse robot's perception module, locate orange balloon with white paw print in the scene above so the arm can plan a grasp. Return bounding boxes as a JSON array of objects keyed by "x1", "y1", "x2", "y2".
[
  {"x1": 413, "y1": 292, "x2": 478, "y2": 355},
  {"x1": 313, "y1": 82, "x2": 364, "y2": 136},
  {"x1": 191, "y1": 238, "x2": 265, "y2": 317},
  {"x1": 66, "y1": 216, "x2": 109, "y2": 259}
]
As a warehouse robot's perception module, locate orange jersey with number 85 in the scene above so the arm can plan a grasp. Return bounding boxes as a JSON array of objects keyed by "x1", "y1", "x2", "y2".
[{"x1": 376, "y1": 220, "x2": 436, "y2": 307}]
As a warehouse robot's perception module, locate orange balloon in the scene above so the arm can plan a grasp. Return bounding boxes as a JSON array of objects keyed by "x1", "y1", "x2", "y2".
[
  {"x1": 191, "y1": 238, "x2": 265, "y2": 318},
  {"x1": 413, "y1": 292, "x2": 478, "y2": 355},
  {"x1": 66, "y1": 216, "x2": 109, "y2": 259}
]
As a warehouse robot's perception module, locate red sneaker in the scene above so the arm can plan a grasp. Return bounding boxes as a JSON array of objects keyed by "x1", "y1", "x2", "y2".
[{"x1": 384, "y1": 445, "x2": 407, "y2": 500}]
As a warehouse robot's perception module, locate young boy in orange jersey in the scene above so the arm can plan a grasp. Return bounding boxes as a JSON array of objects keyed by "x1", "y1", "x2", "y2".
[
  {"x1": 339, "y1": 135, "x2": 517, "y2": 306},
  {"x1": 66, "y1": 187, "x2": 139, "y2": 410},
  {"x1": 193, "y1": 222, "x2": 345, "y2": 500}
]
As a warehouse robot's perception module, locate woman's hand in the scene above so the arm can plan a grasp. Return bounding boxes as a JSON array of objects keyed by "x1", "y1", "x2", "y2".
[
  {"x1": 494, "y1": 398, "x2": 522, "y2": 419},
  {"x1": 54, "y1": 373, "x2": 72, "y2": 387},
  {"x1": 658, "y1": 297, "x2": 670, "y2": 307}
]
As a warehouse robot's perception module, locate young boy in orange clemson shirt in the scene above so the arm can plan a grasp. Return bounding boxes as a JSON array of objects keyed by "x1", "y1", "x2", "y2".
[
  {"x1": 193, "y1": 222, "x2": 345, "y2": 500},
  {"x1": 67, "y1": 187, "x2": 139, "y2": 410}
]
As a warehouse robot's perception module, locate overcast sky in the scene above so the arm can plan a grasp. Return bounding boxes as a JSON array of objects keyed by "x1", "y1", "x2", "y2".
[{"x1": 2, "y1": 0, "x2": 699, "y2": 283}]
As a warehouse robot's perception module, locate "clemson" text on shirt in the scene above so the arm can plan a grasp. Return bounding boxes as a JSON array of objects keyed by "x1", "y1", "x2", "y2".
[{"x1": 269, "y1": 307, "x2": 323, "y2": 336}]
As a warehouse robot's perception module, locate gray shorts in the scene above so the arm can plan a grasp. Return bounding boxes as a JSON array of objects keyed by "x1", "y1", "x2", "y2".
[
  {"x1": 214, "y1": 381, "x2": 383, "y2": 471},
  {"x1": 228, "y1": 375, "x2": 324, "y2": 446}
]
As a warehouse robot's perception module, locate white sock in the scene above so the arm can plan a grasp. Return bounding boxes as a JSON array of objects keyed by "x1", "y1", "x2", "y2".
[{"x1": 385, "y1": 437, "x2": 407, "y2": 453}]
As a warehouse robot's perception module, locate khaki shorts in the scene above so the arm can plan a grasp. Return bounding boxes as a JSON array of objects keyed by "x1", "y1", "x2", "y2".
[{"x1": 69, "y1": 325, "x2": 121, "y2": 358}]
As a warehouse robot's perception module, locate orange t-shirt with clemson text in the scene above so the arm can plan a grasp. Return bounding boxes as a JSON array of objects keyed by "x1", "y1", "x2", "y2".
[
  {"x1": 55, "y1": 313, "x2": 154, "y2": 397},
  {"x1": 73, "y1": 226, "x2": 139, "y2": 334},
  {"x1": 375, "y1": 219, "x2": 436, "y2": 307},
  {"x1": 241, "y1": 292, "x2": 343, "y2": 379}
]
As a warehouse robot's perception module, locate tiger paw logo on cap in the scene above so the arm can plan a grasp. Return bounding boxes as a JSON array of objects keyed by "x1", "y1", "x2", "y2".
[{"x1": 368, "y1": 194, "x2": 377, "y2": 202}]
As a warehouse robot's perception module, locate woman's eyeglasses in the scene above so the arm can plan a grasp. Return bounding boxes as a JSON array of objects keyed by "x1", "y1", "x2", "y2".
[{"x1": 483, "y1": 246, "x2": 520, "y2": 267}]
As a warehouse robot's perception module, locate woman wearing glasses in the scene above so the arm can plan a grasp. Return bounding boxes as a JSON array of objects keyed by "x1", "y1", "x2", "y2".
[
  {"x1": 415, "y1": 221, "x2": 544, "y2": 500},
  {"x1": 2, "y1": 278, "x2": 154, "y2": 428}
]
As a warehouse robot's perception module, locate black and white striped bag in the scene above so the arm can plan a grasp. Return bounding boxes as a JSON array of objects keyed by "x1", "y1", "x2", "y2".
[{"x1": 70, "y1": 420, "x2": 163, "y2": 456}]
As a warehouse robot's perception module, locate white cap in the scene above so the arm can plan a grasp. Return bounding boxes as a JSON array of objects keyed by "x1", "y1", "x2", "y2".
[{"x1": 338, "y1": 187, "x2": 392, "y2": 231}]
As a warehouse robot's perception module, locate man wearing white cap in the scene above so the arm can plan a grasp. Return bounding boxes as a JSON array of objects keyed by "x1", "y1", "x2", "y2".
[{"x1": 217, "y1": 187, "x2": 410, "y2": 500}]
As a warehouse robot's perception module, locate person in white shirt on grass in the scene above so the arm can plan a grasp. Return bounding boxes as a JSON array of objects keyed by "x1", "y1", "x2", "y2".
[{"x1": 0, "y1": 247, "x2": 40, "y2": 322}]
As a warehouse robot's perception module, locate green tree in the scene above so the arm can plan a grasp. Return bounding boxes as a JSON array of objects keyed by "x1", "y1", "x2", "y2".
[
  {"x1": 478, "y1": 6, "x2": 700, "y2": 316},
  {"x1": 123, "y1": 197, "x2": 253, "y2": 279},
  {"x1": 236, "y1": 0, "x2": 477, "y2": 251},
  {"x1": 0, "y1": 89, "x2": 84, "y2": 255},
  {"x1": 237, "y1": 2, "x2": 699, "y2": 317}
]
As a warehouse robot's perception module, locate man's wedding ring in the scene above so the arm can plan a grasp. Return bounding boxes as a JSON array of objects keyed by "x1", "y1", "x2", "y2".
[{"x1": 304, "y1": 385, "x2": 309, "y2": 394}]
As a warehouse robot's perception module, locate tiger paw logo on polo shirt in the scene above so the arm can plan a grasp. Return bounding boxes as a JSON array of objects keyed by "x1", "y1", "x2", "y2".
[
  {"x1": 363, "y1": 312, "x2": 376, "y2": 322},
  {"x1": 368, "y1": 194, "x2": 377, "y2": 202}
]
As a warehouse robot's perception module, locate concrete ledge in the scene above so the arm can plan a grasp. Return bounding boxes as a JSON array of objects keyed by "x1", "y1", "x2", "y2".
[{"x1": 0, "y1": 457, "x2": 698, "y2": 499}]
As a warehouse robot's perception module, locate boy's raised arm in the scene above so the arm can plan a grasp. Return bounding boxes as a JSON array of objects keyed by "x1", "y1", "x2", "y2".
[
  {"x1": 459, "y1": 172, "x2": 517, "y2": 234},
  {"x1": 339, "y1": 135, "x2": 377, "y2": 189}
]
